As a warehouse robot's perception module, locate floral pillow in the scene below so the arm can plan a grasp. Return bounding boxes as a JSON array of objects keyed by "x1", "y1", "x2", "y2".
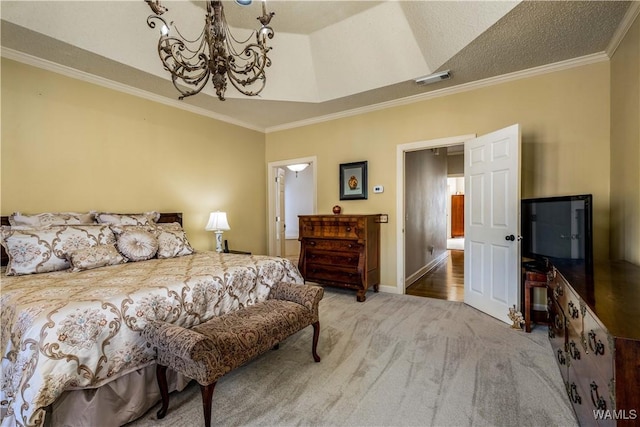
[
  {"x1": 110, "y1": 223, "x2": 194, "y2": 260},
  {"x1": 0, "y1": 225, "x2": 115, "y2": 276},
  {"x1": 96, "y1": 212, "x2": 160, "y2": 226},
  {"x1": 67, "y1": 244, "x2": 127, "y2": 272},
  {"x1": 115, "y1": 229, "x2": 158, "y2": 262},
  {"x1": 9, "y1": 211, "x2": 97, "y2": 227},
  {"x1": 154, "y1": 223, "x2": 195, "y2": 259}
]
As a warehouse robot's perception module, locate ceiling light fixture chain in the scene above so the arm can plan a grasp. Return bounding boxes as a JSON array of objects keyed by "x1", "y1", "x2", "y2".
[{"x1": 145, "y1": 0, "x2": 275, "y2": 101}]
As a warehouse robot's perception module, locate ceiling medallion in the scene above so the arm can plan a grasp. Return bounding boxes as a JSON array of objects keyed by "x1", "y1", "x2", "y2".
[{"x1": 145, "y1": 0, "x2": 275, "y2": 101}]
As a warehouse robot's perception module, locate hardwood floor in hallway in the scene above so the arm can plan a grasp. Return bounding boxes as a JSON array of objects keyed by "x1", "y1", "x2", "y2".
[{"x1": 406, "y1": 250, "x2": 464, "y2": 302}]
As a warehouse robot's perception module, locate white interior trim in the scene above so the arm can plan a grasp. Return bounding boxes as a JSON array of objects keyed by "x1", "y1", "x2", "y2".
[
  {"x1": 2, "y1": 47, "x2": 609, "y2": 134},
  {"x1": 266, "y1": 52, "x2": 608, "y2": 133},
  {"x1": 266, "y1": 156, "x2": 318, "y2": 257},
  {"x1": 395, "y1": 134, "x2": 476, "y2": 295},
  {"x1": 606, "y1": 1, "x2": 640, "y2": 57},
  {"x1": 1, "y1": 48, "x2": 264, "y2": 132}
]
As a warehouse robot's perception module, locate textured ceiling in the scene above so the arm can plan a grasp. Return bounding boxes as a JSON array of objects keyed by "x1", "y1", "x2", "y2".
[{"x1": 1, "y1": 1, "x2": 636, "y2": 132}]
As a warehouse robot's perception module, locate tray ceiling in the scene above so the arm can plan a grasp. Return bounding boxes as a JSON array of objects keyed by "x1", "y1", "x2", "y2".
[{"x1": 1, "y1": 1, "x2": 636, "y2": 131}]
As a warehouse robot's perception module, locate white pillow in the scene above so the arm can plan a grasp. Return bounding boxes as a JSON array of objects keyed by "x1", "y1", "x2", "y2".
[
  {"x1": 96, "y1": 212, "x2": 160, "y2": 226},
  {"x1": 9, "y1": 211, "x2": 96, "y2": 227},
  {"x1": 1, "y1": 225, "x2": 115, "y2": 275},
  {"x1": 116, "y1": 229, "x2": 158, "y2": 261}
]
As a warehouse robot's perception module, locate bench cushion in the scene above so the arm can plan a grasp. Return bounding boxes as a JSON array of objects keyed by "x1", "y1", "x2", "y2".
[{"x1": 143, "y1": 283, "x2": 323, "y2": 386}]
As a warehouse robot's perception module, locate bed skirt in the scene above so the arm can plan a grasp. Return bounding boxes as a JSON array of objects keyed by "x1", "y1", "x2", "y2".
[{"x1": 44, "y1": 364, "x2": 191, "y2": 427}]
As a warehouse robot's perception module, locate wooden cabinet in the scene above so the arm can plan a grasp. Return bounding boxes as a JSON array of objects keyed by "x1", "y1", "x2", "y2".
[
  {"x1": 547, "y1": 262, "x2": 640, "y2": 426},
  {"x1": 298, "y1": 214, "x2": 381, "y2": 302},
  {"x1": 451, "y1": 194, "x2": 464, "y2": 237}
]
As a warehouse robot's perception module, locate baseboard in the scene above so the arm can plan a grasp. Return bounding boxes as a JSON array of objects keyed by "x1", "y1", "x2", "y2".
[
  {"x1": 533, "y1": 303, "x2": 547, "y2": 312},
  {"x1": 404, "y1": 251, "x2": 449, "y2": 287},
  {"x1": 378, "y1": 284, "x2": 401, "y2": 294}
]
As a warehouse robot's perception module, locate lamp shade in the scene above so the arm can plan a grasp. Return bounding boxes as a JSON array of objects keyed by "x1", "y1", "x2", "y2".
[
  {"x1": 286, "y1": 163, "x2": 309, "y2": 173},
  {"x1": 205, "y1": 211, "x2": 230, "y2": 231}
]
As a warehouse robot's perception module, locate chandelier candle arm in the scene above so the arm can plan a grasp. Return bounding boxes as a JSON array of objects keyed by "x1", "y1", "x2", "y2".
[{"x1": 145, "y1": 0, "x2": 275, "y2": 101}]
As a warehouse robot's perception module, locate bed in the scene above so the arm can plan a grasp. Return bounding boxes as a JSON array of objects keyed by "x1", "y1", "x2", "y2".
[{"x1": 0, "y1": 212, "x2": 304, "y2": 427}]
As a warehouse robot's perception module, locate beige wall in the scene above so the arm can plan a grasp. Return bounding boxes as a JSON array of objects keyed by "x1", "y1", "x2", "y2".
[
  {"x1": 610, "y1": 14, "x2": 640, "y2": 264},
  {"x1": 3, "y1": 48, "x2": 626, "y2": 282},
  {"x1": 1, "y1": 59, "x2": 267, "y2": 254},
  {"x1": 405, "y1": 148, "x2": 447, "y2": 280},
  {"x1": 266, "y1": 62, "x2": 611, "y2": 287}
]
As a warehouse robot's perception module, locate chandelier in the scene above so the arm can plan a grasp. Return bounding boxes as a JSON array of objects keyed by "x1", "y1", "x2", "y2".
[{"x1": 145, "y1": 0, "x2": 275, "y2": 101}]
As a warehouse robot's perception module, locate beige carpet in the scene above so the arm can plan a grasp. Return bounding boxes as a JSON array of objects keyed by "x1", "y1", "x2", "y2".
[{"x1": 127, "y1": 288, "x2": 577, "y2": 427}]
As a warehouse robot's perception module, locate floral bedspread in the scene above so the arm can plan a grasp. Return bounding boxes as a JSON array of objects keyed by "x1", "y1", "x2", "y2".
[{"x1": 0, "y1": 252, "x2": 303, "y2": 427}]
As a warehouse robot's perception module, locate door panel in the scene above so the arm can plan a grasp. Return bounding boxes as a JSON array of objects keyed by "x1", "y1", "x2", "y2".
[{"x1": 464, "y1": 124, "x2": 521, "y2": 324}]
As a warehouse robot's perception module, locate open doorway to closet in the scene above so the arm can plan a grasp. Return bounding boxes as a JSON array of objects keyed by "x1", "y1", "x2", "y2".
[{"x1": 405, "y1": 144, "x2": 465, "y2": 302}]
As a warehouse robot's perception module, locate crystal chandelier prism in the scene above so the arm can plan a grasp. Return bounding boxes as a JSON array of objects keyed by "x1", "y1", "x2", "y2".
[{"x1": 145, "y1": 0, "x2": 275, "y2": 101}]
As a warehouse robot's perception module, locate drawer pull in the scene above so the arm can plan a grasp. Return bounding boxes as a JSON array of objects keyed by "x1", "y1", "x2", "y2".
[
  {"x1": 554, "y1": 285, "x2": 564, "y2": 299},
  {"x1": 347, "y1": 244, "x2": 353, "y2": 248},
  {"x1": 568, "y1": 382, "x2": 582, "y2": 405},
  {"x1": 588, "y1": 330, "x2": 605, "y2": 355},
  {"x1": 590, "y1": 382, "x2": 607, "y2": 410},
  {"x1": 309, "y1": 241, "x2": 316, "y2": 246},
  {"x1": 346, "y1": 226, "x2": 352, "y2": 232},
  {"x1": 568, "y1": 341, "x2": 581, "y2": 360},
  {"x1": 554, "y1": 314, "x2": 564, "y2": 331},
  {"x1": 568, "y1": 301, "x2": 579, "y2": 319},
  {"x1": 556, "y1": 349, "x2": 566, "y2": 365}
]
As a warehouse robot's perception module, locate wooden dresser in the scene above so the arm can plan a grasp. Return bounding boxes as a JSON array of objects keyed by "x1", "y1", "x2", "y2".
[
  {"x1": 298, "y1": 214, "x2": 381, "y2": 302},
  {"x1": 547, "y1": 260, "x2": 640, "y2": 426}
]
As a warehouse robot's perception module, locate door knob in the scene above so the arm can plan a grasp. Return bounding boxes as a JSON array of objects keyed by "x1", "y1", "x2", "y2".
[{"x1": 505, "y1": 234, "x2": 515, "y2": 241}]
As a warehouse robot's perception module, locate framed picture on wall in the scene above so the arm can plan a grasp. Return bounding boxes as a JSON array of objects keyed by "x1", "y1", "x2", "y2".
[{"x1": 339, "y1": 161, "x2": 368, "y2": 200}]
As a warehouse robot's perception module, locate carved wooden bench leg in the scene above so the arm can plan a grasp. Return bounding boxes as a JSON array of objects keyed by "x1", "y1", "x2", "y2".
[
  {"x1": 200, "y1": 382, "x2": 217, "y2": 427},
  {"x1": 312, "y1": 321, "x2": 321, "y2": 362},
  {"x1": 156, "y1": 364, "x2": 169, "y2": 419}
]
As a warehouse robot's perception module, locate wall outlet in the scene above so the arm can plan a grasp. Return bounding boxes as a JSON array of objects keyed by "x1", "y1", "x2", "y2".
[
  {"x1": 378, "y1": 214, "x2": 388, "y2": 223},
  {"x1": 373, "y1": 185, "x2": 384, "y2": 193}
]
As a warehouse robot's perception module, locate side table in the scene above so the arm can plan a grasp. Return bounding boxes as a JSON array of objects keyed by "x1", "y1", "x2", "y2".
[{"x1": 523, "y1": 270, "x2": 548, "y2": 332}]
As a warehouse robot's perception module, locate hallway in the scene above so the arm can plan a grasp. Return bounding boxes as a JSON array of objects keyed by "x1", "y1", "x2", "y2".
[{"x1": 406, "y1": 250, "x2": 464, "y2": 302}]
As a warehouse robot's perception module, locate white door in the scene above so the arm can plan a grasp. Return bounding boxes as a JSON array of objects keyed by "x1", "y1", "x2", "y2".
[
  {"x1": 464, "y1": 124, "x2": 521, "y2": 324},
  {"x1": 275, "y1": 168, "x2": 286, "y2": 257}
]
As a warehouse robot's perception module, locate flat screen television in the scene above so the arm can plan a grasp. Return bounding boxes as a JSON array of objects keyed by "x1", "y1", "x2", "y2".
[{"x1": 521, "y1": 194, "x2": 593, "y2": 274}]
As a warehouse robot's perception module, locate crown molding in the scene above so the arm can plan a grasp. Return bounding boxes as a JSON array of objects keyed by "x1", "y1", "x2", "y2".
[
  {"x1": 266, "y1": 52, "x2": 610, "y2": 133},
  {"x1": 0, "y1": 48, "x2": 264, "y2": 133},
  {"x1": 606, "y1": 1, "x2": 640, "y2": 57},
  {"x1": 1, "y1": 47, "x2": 612, "y2": 135}
]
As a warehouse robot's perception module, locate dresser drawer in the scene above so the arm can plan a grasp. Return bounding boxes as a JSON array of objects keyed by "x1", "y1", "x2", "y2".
[
  {"x1": 548, "y1": 298, "x2": 569, "y2": 379},
  {"x1": 305, "y1": 250, "x2": 360, "y2": 267},
  {"x1": 559, "y1": 274, "x2": 583, "y2": 334},
  {"x1": 305, "y1": 263, "x2": 361, "y2": 286},
  {"x1": 549, "y1": 268, "x2": 567, "y2": 310},
  {"x1": 580, "y1": 311, "x2": 614, "y2": 413},
  {"x1": 300, "y1": 218, "x2": 360, "y2": 239},
  {"x1": 303, "y1": 238, "x2": 362, "y2": 252},
  {"x1": 567, "y1": 376, "x2": 614, "y2": 427}
]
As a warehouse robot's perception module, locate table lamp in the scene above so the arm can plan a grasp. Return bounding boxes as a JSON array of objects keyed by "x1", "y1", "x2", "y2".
[{"x1": 205, "y1": 211, "x2": 231, "y2": 253}]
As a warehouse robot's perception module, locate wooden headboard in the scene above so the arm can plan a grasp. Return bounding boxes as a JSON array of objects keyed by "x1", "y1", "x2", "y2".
[{"x1": 1, "y1": 212, "x2": 183, "y2": 267}]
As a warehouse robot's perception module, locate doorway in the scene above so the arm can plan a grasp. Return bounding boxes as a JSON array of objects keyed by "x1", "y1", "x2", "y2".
[
  {"x1": 267, "y1": 157, "x2": 317, "y2": 259},
  {"x1": 398, "y1": 125, "x2": 521, "y2": 325},
  {"x1": 404, "y1": 145, "x2": 465, "y2": 302}
]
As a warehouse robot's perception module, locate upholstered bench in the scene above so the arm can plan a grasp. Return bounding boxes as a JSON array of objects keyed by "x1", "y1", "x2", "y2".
[{"x1": 142, "y1": 282, "x2": 323, "y2": 427}]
